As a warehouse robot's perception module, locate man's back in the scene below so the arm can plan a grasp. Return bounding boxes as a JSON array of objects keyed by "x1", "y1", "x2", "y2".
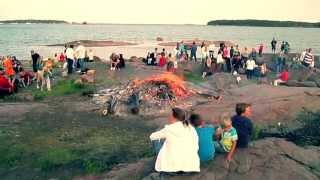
[{"x1": 232, "y1": 115, "x2": 253, "y2": 148}]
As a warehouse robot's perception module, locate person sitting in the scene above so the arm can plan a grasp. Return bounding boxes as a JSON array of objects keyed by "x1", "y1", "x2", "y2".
[
  {"x1": 232, "y1": 103, "x2": 253, "y2": 149},
  {"x1": 117, "y1": 54, "x2": 125, "y2": 69},
  {"x1": 273, "y1": 67, "x2": 289, "y2": 86},
  {"x1": 214, "y1": 115, "x2": 238, "y2": 163},
  {"x1": 202, "y1": 56, "x2": 213, "y2": 78},
  {"x1": 20, "y1": 69, "x2": 34, "y2": 87},
  {"x1": 190, "y1": 114, "x2": 216, "y2": 163},
  {"x1": 149, "y1": 108, "x2": 200, "y2": 173},
  {"x1": 110, "y1": 53, "x2": 119, "y2": 71},
  {"x1": 0, "y1": 71, "x2": 14, "y2": 98},
  {"x1": 158, "y1": 52, "x2": 167, "y2": 67}
]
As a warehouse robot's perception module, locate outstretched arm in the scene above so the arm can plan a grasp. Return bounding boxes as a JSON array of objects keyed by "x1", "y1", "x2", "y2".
[
  {"x1": 150, "y1": 128, "x2": 166, "y2": 141},
  {"x1": 226, "y1": 140, "x2": 237, "y2": 162}
]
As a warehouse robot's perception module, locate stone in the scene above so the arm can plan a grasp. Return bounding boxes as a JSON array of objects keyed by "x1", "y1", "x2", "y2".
[
  {"x1": 156, "y1": 37, "x2": 164, "y2": 41},
  {"x1": 102, "y1": 138, "x2": 320, "y2": 180}
]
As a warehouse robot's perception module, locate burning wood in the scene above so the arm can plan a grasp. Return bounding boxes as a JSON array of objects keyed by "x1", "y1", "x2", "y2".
[{"x1": 94, "y1": 73, "x2": 191, "y2": 116}]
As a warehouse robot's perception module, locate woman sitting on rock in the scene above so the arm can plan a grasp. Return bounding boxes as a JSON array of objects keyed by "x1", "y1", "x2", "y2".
[
  {"x1": 273, "y1": 67, "x2": 289, "y2": 86},
  {"x1": 117, "y1": 54, "x2": 125, "y2": 69},
  {"x1": 150, "y1": 108, "x2": 200, "y2": 173},
  {"x1": 110, "y1": 53, "x2": 119, "y2": 71}
]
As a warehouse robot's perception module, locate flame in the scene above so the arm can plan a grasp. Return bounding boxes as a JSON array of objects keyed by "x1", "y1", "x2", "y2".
[{"x1": 133, "y1": 72, "x2": 189, "y2": 98}]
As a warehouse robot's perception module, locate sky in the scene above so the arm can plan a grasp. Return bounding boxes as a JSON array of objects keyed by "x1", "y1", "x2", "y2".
[{"x1": 0, "y1": 0, "x2": 319, "y2": 24}]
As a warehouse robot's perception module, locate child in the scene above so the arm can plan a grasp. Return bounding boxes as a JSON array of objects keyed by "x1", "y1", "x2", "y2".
[
  {"x1": 189, "y1": 114, "x2": 216, "y2": 163},
  {"x1": 214, "y1": 116, "x2": 238, "y2": 162}
]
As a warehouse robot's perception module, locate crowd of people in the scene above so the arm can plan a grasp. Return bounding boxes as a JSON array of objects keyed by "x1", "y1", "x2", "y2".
[
  {"x1": 0, "y1": 55, "x2": 37, "y2": 97},
  {"x1": 0, "y1": 42, "x2": 98, "y2": 98},
  {"x1": 150, "y1": 103, "x2": 253, "y2": 173}
]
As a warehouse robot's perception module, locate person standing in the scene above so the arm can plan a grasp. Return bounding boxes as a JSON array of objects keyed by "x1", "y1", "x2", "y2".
[
  {"x1": 200, "y1": 42, "x2": 207, "y2": 66},
  {"x1": 280, "y1": 41, "x2": 285, "y2": 53},
  {"x1": 241, "y1": 47, "x2": 249, "y2": 64},
  {"x1": 271, "y1": 38, "x2": 277, "y2": 54},
  {"x1": 249, "y1": 48, "x2": 257, "y2": 61},
  {"x1": 284, "y1": 42, "x2": 290, "y2": 54},
  {"x1": 232, "y1": 103, "x2": 253, "y2": 148},
  {"x1": 246, "y1": 58, "x2": 256, "y2": 80},
  {"x1": 88, "y1": 49, "x2": 94, "y2": 62},
  {"x1": 75, "y1": 43, "x2": 86, "y2": 72},
  {"x1": 258, "y1": 44, "x2": 264, "y2": 57},
  {"x1": 190, "y1": 42, "x2": 198, "y2": 62},
  {"x1": 31, "y1": 50, "x2": 40, "y2": 73},
  {"x1": 216, "y1": 51, "x2": 225, "y2": 72},
  {"x1": 223, "y1": 46, "x2": 231, "y2": 72},
  {"x1": 66, "y1": 45, "x2": 75, "y2": 74},
  {"x1": 302, "y1": 48, "x2": 315, "y2": 68}
]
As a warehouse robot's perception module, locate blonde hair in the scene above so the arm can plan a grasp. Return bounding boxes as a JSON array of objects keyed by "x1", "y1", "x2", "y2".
[{"x1": 219, "y1": 113, "x2": 231, "y2": 127}]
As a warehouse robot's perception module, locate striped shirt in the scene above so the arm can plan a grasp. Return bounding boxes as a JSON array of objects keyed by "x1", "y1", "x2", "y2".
[{"x1": 303, "y1": 52, "x2": 313, "y2": 64}]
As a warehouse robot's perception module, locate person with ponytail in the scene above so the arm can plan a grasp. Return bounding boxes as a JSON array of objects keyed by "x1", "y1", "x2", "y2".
[{"x1": 150, "y1": 108, "x2": 200, "y2": 173}]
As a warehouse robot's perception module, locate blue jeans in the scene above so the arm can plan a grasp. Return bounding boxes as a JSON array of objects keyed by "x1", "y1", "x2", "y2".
[
  {"x1": 214, "y1": 141, "x2": 227, "y2": 153},
  {"x1": 78, "y1": 58, "x2": 86, "y2": 71}
]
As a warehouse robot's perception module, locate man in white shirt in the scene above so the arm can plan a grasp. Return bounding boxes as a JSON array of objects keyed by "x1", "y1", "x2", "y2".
[
  {"x1": 246, "y1": 59, "x2": 256, "y2": 80},
  {"x1": 75, "y1": 43, "x2": 86, "y2": 72},
  {"x1": 66, "y1": 45, "x2": 75, "y2": 74}
]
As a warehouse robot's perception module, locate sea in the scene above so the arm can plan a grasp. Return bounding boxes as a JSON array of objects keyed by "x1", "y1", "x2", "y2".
[{"x1": 0, "y1": 24, "x2": 319, "y2": 60}]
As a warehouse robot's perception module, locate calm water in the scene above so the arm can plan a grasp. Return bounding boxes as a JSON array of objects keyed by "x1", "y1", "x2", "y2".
[{"x1": 0, "y1": 24, "x2": 319, "y2": 59}]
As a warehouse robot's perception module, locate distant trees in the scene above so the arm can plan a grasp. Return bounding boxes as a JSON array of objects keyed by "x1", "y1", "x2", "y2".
[
  {"x1": 207, "y1": 20, "x2": 320, "y2": 28},
  {"x1": 0, "y1": 20, "x2": 68, "y2": 24}
]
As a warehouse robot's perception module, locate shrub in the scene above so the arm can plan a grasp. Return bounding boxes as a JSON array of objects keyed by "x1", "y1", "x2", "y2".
[
  {"x1": 288, "y1": 110, "x2": 320, "y2": 146},
  {"x1": 37, "y1": 148, "x2": 78, "y2": 171}
]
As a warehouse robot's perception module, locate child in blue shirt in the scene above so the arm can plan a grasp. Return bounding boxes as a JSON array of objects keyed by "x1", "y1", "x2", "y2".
[{"x1": 189, "y1": 114, "x2": 216, "y2": 163}]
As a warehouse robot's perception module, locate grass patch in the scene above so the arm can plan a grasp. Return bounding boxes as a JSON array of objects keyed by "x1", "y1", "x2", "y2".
[
  {"x1": 33, "y1": 79, "x2": 94, "y2": 100},
  {"x1": 184, "y1": 71, "x2": 204, "y2": 84},
  {"x1": 0, "y1": 107, "x2": 155, "y2": 179}
]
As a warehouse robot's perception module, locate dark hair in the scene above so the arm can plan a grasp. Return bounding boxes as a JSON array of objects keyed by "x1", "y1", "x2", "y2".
[
  {"x1": 131, "y1": 107, "x2": 139, "y2": 115},
  {"x1": 189, "y1": 114, "x2": 202, "y2": 127},
  {"x1": 70, "y1": 45, "x2": 74, "y2": 48},
  {"x1": 236, "y1": 103, "x2": 251, "y2": 116},
  {"x1": 172, "y1": 108, "x2": 188, "y2": 126}
]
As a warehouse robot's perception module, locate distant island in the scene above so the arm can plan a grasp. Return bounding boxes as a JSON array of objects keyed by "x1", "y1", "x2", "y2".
[
  {"x1": 207, "y1": 20, "x2": 320, "y2": 28},
  {"x1": 0, "y1": 19, "x2": 68, "y2": 24}
]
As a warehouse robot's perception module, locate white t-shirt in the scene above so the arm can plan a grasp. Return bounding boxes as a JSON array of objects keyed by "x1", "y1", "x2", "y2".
[
  {"x1": 88, "y1": 51, "x2": 94, "y2": 60},
  {"x1": 66, "y1": 48, "x2": 74, "y2": 60},
  {"x1": 217, "y1": 54, "x2": 224, "y2": 64},
  {"x1": 75, "y1": 45, "x2": 86, "y2": 59},
  {"x1": 246, "y1": 59, "x2": 256, "y2": 70}
]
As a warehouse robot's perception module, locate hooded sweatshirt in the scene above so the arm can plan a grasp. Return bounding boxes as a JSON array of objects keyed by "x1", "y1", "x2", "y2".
[{"x1": 150, "y1": 121, "x2": 200, "y2": 172}]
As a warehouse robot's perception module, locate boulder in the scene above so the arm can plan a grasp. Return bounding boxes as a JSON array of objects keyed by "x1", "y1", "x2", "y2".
[
  {"x1": 95, "y1": 138, "x2": 320, "y2": 180},
  {"x1": 285, "y1": 80, "x2": 318, "y2": 88},
  {"x1": 156, "y1": 37, "x2": 164, "y2": 41}
]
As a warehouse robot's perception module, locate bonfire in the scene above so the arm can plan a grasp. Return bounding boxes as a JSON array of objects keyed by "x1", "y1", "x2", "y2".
[{"x1": 92, "y1": 72, "x2": 192, "y2": 116}]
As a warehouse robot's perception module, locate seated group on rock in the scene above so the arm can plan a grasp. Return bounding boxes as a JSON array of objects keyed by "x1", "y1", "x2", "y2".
[
  {"x1": 143, "y1": 48, "x2": 178, "y2": 72},
  {"x1": 109, "y1": 53, "x2": 125, "y2": 71},
  {"x1": 150, "y1": 103, "x2": 253, "y2": 174}
]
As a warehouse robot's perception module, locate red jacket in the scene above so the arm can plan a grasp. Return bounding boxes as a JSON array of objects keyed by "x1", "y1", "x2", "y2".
[
  {"x1": 280, "y1": 71, "x2": 289, "y2": 82},
  {"x1": 0, "y1": 75, "x2": 12, "y2": 90}
]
